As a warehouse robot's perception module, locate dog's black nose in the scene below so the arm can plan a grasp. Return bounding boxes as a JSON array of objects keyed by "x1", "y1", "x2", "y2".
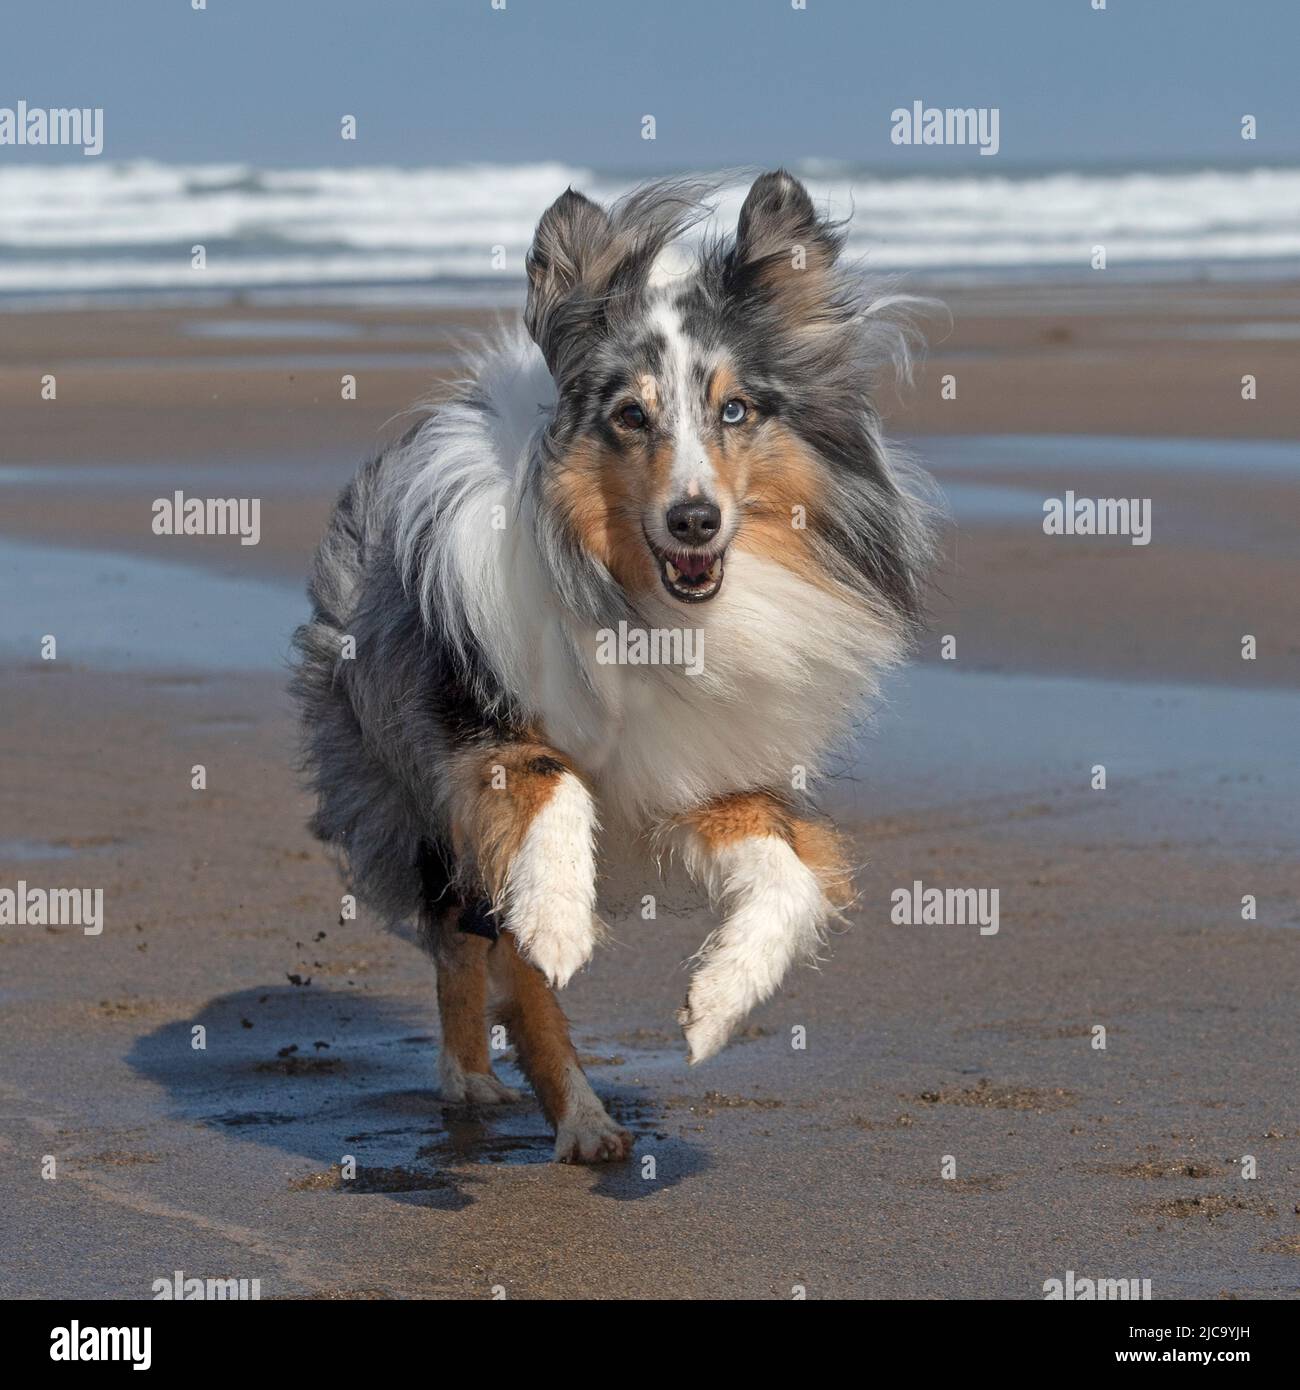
[{"x1": 666, "y1": 501, "x2": 721, "y2": 546}]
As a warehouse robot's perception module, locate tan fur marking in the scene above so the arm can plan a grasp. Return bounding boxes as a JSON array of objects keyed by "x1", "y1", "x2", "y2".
[
  {"x1": 450, "y1": 743, "x2": 578, "y2": 903},
  {"x1": 435, "y1": 920, "x2": 492, "y2": 1074},
  {"x1": 548, "y1": 439, "x2": 615, "y2": 563},
  {"x1": 637, "y1": 374, "x2": 659, "y2": 410},
  {"x1": 791, "y1": 817, "x2": 854, "y2": 907},
  {"x1": 682, "y1": 790, "x2": 854, "y2": 905},
  {"x1": 706, "y1": 363, "x2": 739, "y2": 413},
  {"x1": 683, "y1": 790, "x2": 795, "y2": 849},
  {"x1": 731, "y1": 420, "x2": 853, "y2": 596},
  {"x1": 487, "y1": 930, "x2": 581, "y2": 1126},
  {"x1": 549, "y1": 436, "x2": 662, "y2": 595}
]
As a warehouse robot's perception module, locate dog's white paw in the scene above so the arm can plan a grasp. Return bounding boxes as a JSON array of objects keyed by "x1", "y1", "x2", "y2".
[
  {"x1": 439, "y1": 1060, "x2": 520, "y2": 1106},
  {"x1": 677, "y1": 995, "x2": 735, "y2": 1066},
  {"x1": 461, "y1": 1072, "x2": 521, "y2": 1105},
  {"x1": 505, "y1": 772, "x2": 599, "y2": 989},
  {"x1": 677, "y1": 835, "x2": 831, "y2": 1064},
  {"x1": 514, "y1": 912, "x2": 597, "y2": 989},
  {"x1": 554, "y1": 1110, "x2": 633, "y2": 1164},
  {"x1": 677, "y1": 936, "x2": 767, "y2": 1064},
  {"x1": 551, "y1": 1063, "x2": 632, "y2": 1163}
]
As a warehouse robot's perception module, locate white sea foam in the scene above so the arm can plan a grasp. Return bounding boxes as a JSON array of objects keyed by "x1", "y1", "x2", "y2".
[{"x1": 2, "y1": 160, "x2": 1298, "y2": 297}]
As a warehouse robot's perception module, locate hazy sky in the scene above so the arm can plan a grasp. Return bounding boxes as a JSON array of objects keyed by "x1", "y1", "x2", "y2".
[{"x1": 4, "y1": 0, "x2": 1297, "y2": 169}]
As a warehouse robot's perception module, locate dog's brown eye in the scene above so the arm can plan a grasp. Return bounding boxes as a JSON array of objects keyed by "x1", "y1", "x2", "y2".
[
  {"x1": 721, "y1": 399, "x2": 747, "y2": 425},
  {"x1": 617, "y1": 403, "x2": 647, "y2": 429}
]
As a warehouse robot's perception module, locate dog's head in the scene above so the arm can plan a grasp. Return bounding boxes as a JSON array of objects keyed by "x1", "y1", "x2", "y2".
[{"x1": 525, "y1": 171, "x2": 929, "y2": 623}]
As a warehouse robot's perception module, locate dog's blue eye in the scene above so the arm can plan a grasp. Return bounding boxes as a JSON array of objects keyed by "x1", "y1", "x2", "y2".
[
  {"x1": 721, "y1": 399, "x2": 746, "y2": 425},
  {"x1": 618, "y1": 403, "x2": 647, "y2": 429}
]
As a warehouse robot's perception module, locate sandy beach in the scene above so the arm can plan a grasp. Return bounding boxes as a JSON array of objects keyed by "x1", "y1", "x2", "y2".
[{"x1": 1, "y1": 281, "x2": 1297, "y2": 1299}]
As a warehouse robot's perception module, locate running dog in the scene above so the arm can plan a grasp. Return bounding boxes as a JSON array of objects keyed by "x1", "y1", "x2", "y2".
[{"x1": 291, "y1": 171, "x2": 932, "y2": 1161}]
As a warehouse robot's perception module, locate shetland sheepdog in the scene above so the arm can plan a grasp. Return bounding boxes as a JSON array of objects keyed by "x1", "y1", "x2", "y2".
[{"x1": 291, "y1": 171, "x2": 932, "y2": 1162}]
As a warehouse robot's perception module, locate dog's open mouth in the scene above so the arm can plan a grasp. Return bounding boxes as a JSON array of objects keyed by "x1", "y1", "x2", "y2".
[{"x1": 651, "y1": 544, "x2": 726, "y2": 603}]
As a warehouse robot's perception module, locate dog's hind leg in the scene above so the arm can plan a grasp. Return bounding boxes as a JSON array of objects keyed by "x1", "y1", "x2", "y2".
[
  {"x1": 667, "y1": 792, "x2": 853, "y2": 1066},
  {"x1": 486, "y1": 929, "x2": 632, "y2": 1163},
  {"x1": 449, "y1": 741, "x2": 601, "y2": 989},
  {"x1": 431, "y1": 916, "x2": 521, "y2": 1105}
]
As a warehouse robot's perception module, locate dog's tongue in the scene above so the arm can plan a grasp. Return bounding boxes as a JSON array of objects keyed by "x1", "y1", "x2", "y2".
[{"x1": 674, "y1": 553, "x2": 712, "y2": 581}]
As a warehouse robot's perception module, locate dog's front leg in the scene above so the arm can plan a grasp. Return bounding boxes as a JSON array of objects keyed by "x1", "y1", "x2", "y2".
[
  {"x1": 666, "y1": 791, "x2": 852, "y2": 1064},
  {"x1": 450, "y1": 741, "x2": 600, "y2": 988}
]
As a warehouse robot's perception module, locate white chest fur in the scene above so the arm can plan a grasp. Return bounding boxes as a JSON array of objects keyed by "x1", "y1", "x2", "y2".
[{"x1": 528, "y1": 550, "x2": 901, "y2": 827}]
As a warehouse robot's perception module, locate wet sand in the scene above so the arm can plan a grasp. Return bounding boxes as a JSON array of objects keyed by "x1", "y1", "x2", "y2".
[
  {"x1": 3, "y1": 285, "x2": 1299, "y2": 686},
  {"x1": 1, "y1": 283, "x2": 1297, "y2": 1299}
]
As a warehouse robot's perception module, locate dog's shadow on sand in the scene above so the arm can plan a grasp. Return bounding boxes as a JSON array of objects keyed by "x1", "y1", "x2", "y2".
[{"x1": 127, "y1": 985, "x2": 709, "y2": 1208}]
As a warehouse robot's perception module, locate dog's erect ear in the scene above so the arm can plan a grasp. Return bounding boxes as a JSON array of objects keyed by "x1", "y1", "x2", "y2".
[
  {"x1": 726, "y1": 170, "x2": 845, "y2": 320},
  {"x1": 525, "y1": 188, "x2": 614, "y2": 374}
]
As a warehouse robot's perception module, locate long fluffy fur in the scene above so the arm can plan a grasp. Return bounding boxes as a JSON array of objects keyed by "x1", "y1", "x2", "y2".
[{"x1": 291, "y1": 173, "x2": 934, "y2": 927}]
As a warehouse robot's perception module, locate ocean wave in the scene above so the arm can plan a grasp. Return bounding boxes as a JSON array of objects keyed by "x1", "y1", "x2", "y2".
[{"x1": 1, "y1": 160, "x2": 1298, "y2": 294}]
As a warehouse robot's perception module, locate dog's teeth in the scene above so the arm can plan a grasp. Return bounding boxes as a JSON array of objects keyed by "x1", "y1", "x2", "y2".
[
  {"x1": 707, "y1": 559, "x2": 723, "y2": 581},
  {"x1": 664, "y1": 560, "x2": 681, "y2": 582}
]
